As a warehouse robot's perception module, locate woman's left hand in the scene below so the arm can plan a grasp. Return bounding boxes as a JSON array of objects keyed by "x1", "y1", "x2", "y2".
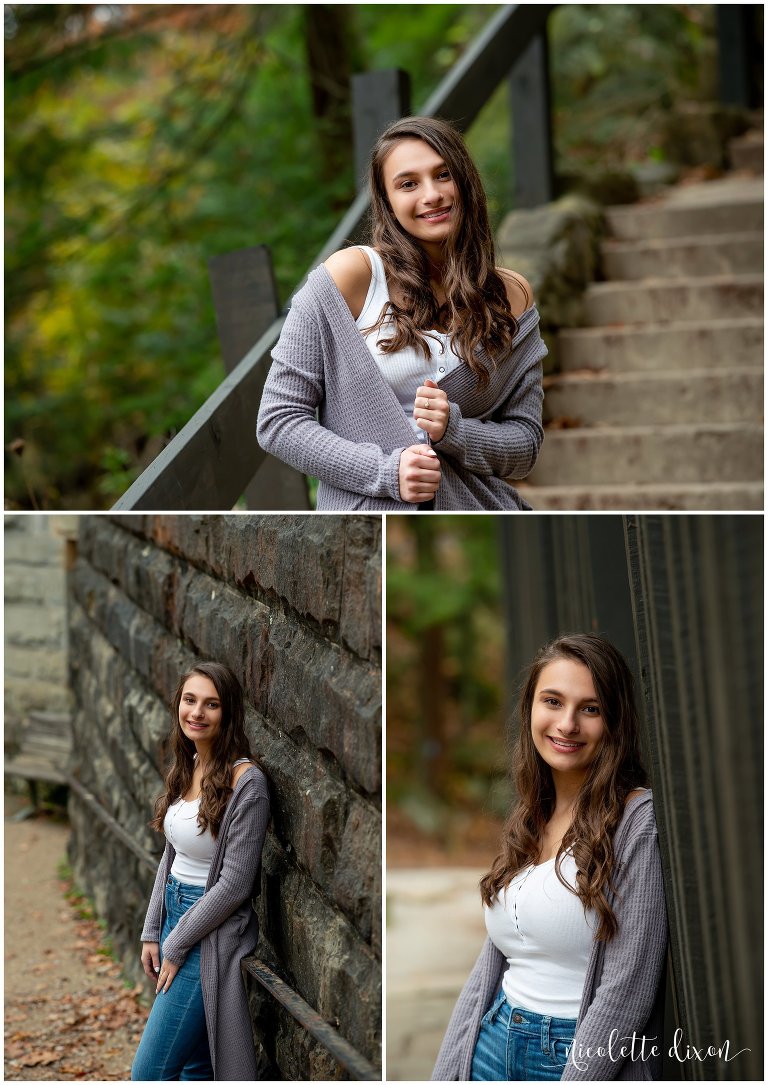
[
  {"x1": 413, "y1": 379, "x2": 449, "y2": 442},
  {"x1": 156, "y1": 958, "x2": 181, "y2": 995}
]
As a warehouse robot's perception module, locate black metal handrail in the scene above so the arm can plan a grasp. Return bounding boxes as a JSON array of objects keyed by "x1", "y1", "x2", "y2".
[
  {"x1": 67, "y1": 773, "x2": 159, "y2": 874},
  {"x1": 242, "y1": 958, "x2": 380, "y2": 1080},
  {"x1": 113, "y1": 4, "x2": 554, "y2": 511}
]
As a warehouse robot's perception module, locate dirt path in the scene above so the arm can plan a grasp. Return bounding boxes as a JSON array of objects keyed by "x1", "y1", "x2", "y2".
[
  {"x1": 386, "y1": 868, "x2": 487, "y2": 1081},
  {"x1": 4, "y1": 791, "x2": 149, "y2": 1080}
]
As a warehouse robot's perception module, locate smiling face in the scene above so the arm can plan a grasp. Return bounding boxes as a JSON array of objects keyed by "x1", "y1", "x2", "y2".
[
  {"x1": 178, "y1": 673, "x2": 223, "y2": 751},
  {"x1": 530, "y1": 657, "x2": 606, "y2": 781},
  {"x1": 381, "y1": 138, "x2": 457, "y2": 255}
]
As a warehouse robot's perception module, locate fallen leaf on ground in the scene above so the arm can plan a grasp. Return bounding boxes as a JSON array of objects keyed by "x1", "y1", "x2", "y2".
[{"x1": 19, "y1": 1050, "x2": 61, "y2": 1067}]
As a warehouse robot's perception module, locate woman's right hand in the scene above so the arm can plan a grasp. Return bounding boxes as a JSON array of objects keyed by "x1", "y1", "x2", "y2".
[
  {"x1": 140, "y1": 942, "x2": 160, "y2": 980},
  {"x1": 399, "y1": 444, "x2": 441, "y2": 503}
]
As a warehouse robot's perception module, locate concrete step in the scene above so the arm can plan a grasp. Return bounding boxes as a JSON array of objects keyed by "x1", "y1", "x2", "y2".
[
  {"x1": 558, "y1": 318, "x2": 763, "y2": 372},
  {"x1": 526, "y1": 423, "x2": 762, "y2": 486},
  {"x1": 729, "y1": 132, "x2": 764, "y2": 174},
  {"x1": 543, "y1": 368, "x2": 763, "y2": 426},
  {"x1": 519, "y1": 482, "x2": 764, "y2": 511},
  {"x1": 601, "y1": 232, "x2": 762, "y2": 280},
  {"x1": 584, "y1": 275, "x2": 762, "y2": 325},
  {"x1": 606, "y1": 177, "x2": 764, "y2": 240}
]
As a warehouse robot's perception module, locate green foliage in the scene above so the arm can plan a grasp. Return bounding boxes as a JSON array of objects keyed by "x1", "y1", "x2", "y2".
[
  {"x1": 5, "y1": 4, "x2": 495, "y2": 508},
  {"x1": 387, "y1": 516, "x2": 508, "y2": 828},
  {"x1": 5, "y1": 4, "x2": 718, "y2": 508},
  {"x1": 548, "y1": 4, "x2": 717, "y2": 170}
]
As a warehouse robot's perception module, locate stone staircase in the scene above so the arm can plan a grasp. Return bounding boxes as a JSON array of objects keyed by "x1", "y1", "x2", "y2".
[{"x1": 520, "y1": 136, "x2": 764, "y2": 511}]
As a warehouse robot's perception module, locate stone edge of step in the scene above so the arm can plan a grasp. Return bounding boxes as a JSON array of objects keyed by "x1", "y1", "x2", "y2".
[
  {"x1": 557, "y1": 316, "x2": 764, "y2": 339},
  {"x1": 545, "y1": 367, "x2": 763, "y2": 385},
  {"x1": 600, "y1": 230, "x2": 763, "y2": 253},
  {"x1": 585, "y1": 273, "x2": 763, "y2": 294},
  {"x1": 537, "y1": 421, "x2": 763, "y2": 438}
]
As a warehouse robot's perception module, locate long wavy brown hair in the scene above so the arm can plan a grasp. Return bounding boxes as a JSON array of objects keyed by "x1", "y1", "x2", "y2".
[
  {"x1": 150, "y1": 661, "x2": 254, "y2": 840},
  {"x1": 480, "y1": 634, "x2": 648, "y2": 941},
  {"x1": 366, "y1": 115, "x2": 523, "y2": 385}
]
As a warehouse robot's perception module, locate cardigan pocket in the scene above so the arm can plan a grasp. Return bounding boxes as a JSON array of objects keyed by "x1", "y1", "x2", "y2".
[{"x1": 236, "y1": 907, "x2": 253, "y2": 936}]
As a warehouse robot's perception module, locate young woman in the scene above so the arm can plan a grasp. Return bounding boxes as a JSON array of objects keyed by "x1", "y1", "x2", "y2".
[
  {"x1": 257, "y1": 115, "x2": 546, "y2": 511},
  {"x1": 433, "y1": 634, "x2": 668, "y2": 1081},
  {"x1": 131, "y1": 661, "x2": 270, "y2": 1082}
]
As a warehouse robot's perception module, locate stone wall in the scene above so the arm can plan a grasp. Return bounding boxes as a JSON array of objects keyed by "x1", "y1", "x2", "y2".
[
  {"x1": 496, "y1": 195, "x2": 605, "y2": 374},
  {"x1": 4, "y1": 514, "x2": 78, "y2": 735},
  {"x1": 66, "y1": 514, "x2": 381, "y2": 1078}
]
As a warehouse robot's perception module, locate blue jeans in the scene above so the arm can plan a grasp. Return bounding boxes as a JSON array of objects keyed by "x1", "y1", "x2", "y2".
[
  {"x1": 470, "y1": 992, "x2": 577, "y2": 1081},
  {"x1": 131, "y1": 875, "x2": 213, "y2": 1081}
]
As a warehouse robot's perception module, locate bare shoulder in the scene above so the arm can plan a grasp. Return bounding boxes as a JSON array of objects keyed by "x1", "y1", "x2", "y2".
[
  {"x1": 323, "y1": 246, "x2": 372, "y2": 320},
  {"x1": 496, "y1": 267, "x2": 534, "y2": 318},
  {"x1": 625, "y1": 788, "x2": 647, "y2": 806},
  {"x1": 231, "y1": 762, "x2": 252, "y2": 788}
]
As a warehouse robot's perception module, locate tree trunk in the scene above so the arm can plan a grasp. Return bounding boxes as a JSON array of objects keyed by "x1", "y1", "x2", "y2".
[{"x1": 302, "y1": 5, "x2": 360, "y2": 190}]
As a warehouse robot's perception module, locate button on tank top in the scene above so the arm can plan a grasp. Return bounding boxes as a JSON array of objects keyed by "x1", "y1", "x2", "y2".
[{"x1": 355, "y1": 245, "x2": 464, "y2": 443}]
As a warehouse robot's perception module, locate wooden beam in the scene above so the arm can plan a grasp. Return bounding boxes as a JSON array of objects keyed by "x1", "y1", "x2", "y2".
[
  {"x1": 208, "y1": 246, "x2": 310, "y2": 510},
  {"x1": 510, "y1": 31, "x2": 554, "y2": 208},
  {"x1": 352, "y1": 68, "x2": 411, "y2": 190},
  {"x1": 113, "y1": 321, "x2": 283, "y2": 510}
]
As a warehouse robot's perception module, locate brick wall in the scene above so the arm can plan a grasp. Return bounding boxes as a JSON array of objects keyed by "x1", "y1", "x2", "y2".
[{"x1": 67, "y1": 514, "x2": 381, "y2": 1077}]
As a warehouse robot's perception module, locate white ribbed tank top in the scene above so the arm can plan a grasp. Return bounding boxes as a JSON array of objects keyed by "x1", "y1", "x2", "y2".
[
  {"x1": 355, "y1": 245, "x2": 463, "y2": 443},
  {"x1": 164, "y1": 759, "x2": 252, "y2": 887},
  {"x1": 484, "y1": 853, "x2": 597, "y2": 1018}
]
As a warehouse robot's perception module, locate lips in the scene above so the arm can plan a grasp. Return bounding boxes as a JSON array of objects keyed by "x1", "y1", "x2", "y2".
[
  {"x1": 547, "y1": 735, "x2": 585, "y2": 752},
  {"x1": 418, "y1": 205, "x2": 452, "y2": 220}
]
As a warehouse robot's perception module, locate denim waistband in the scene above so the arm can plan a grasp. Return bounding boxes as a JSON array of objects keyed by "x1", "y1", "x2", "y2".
[
  {"x1": 166, "y1": 873, "x2": 206, "y2": 899},
  {"x1": 487, "y1": 993, "x2": 577, "y2": 1038},
  {"x1": 506, "y1": 1004, "x2": 577, "y2": 1037}
]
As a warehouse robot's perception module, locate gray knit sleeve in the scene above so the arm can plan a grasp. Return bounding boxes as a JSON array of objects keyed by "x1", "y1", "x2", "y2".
[
  {"x1": 560, "y1": 811, "x2": 668, "y2": 1080},
  {"x1": 432, "y1": 937, "x2": 505, "y2": 1080},
  {"x1": 140, "y1": 841, "x2": 170, "y2": 944},
  {"x1": 160, "y1": 780, "x2": 270, "y2": 965},
  {"x1": 433, "y1": 316, "x2": 545, "y2": 478},
  {"x1": 257, "y1": 297, "x2": 404, "y2": 501}
]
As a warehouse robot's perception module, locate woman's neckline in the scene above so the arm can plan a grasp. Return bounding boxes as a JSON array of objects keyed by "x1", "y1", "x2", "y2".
[
  {"x1": 321, "y1": 260, "x2": 537, "y2": 339},
  {"x1": 368, "y1": 244, "x2": 535, "y2": 319},
  {"x1": 180, "y1": 760, "x2": 254, "y2": 803}
]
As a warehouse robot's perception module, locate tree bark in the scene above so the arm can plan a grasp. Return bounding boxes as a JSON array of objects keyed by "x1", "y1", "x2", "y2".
[{"x1": 302, "y1": 5, "x2": 360, "y2": 188}]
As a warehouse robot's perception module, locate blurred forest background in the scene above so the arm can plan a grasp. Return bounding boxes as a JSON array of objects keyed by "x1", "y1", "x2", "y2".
[
  {"x1": 6, "y1": 3, "x2": 725, "y2": 510},
  {"x1": 387, "y1": 515, "x2": 511, "y2": 867}
]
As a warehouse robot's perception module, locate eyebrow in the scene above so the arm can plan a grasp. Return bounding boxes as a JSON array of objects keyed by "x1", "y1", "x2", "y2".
[
  {"x1": 391, "y1": 161, "x2": 448, "y2": 183},
  {"x1": 539, "y1": 688, "x2": 599, "y2": 703}
]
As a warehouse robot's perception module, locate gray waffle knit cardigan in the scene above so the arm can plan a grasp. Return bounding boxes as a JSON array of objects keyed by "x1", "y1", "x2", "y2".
[
  {"x1": 257, "y1": 264, "x2": 546, "y2": 510},
  {"x1": 432, "y1": 791, "x2": 668, "y2": 1082},
  {"x1": 140, "y1": 765, "x2": 270, "y2": 1081}
]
